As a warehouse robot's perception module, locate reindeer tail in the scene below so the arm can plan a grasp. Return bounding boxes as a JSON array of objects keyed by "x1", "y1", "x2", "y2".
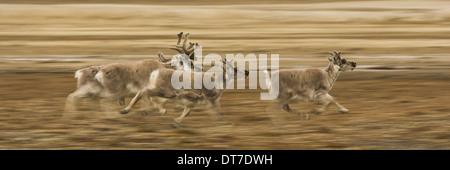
[{"x1": 148, "y1": 69, "x2": 160, "y2": 89}]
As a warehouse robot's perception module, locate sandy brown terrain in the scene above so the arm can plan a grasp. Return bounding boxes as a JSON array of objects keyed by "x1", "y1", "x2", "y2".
[{"x1": 0, "y1": 0, "x2": 449, "y2": 149}]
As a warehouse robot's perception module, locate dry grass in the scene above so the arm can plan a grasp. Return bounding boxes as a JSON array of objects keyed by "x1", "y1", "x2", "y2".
[{"x1": 0, "y1": 72, "x2": 449, "y2": 149}]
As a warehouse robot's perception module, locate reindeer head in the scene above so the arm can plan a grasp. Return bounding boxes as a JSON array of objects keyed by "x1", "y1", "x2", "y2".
[
  {"x1": 328, "y1": 50, "x2": 356, "y2": 72},
  {"x1": 94, "y1": 65, "x2": 122, "y2": 86},
  {"x1": 223, "y1": 59, "x2": 249, "y2": 81},
  {"x1": 169, "y1": 54, "x2": 192, "y2": 71}
]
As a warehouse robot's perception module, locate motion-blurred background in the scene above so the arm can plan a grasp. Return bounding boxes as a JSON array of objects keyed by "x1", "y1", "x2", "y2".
[{"x1": 0, "y1": 0, "x2": 448, "y2": 149}]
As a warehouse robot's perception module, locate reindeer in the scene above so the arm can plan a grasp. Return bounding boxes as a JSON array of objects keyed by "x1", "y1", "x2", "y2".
[
  {"x1": 64, "y1": 58, "x2": 182, "y2": 117},
  {"x1": 265, "y1": 51, "x2": 356, "y2": 120},
  {"x1": 119, "y1": 59, "x2": 249, "y2": 127},
  {"x1": 64, "y1": 32, "x2": 197, "y2": 117}
]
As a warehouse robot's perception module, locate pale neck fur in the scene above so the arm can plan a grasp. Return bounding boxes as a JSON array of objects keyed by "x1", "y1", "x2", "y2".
[{"x1": 325, "y1": 63, "x2": 341, "y2": 90}]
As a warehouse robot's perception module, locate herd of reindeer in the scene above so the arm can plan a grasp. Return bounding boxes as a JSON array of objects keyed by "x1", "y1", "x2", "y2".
[{"x1": 64, "y1": 32, "x2": 357, "y2": 127}]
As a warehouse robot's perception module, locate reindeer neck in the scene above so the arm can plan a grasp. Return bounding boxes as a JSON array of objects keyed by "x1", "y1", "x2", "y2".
[
  {"x1": 213, "y1": 66, "x2": 235, "y2": 92},
  {"x1": 206, "y1": 70, "x2": 228, "y2": 92},
  {"x1": 325, "y1": 63, "x2": 341, "y2": 90},
  {"x1": 222, "y1": 69, "x2": 240, "y2": 92},
  {"x1": 223, "y1": 69, "x2": 231, "y2": 90}
]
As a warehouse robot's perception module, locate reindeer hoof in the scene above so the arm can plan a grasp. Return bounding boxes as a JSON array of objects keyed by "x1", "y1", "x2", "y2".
[
  {"x1": 302, "y1": 113, "x2": 310, "y2": 120},
  {"x1": 119, "y1": 100, "x2": 125, "y2": 107},
  {"x1": 174, "y1": 105, "x2": 184, "y2": 111},
  {"x1": 120, "y1": 109, "x2": 130, "y2": 114},
  {"x1": 339, "y1": 108, "x2": 349, "y2": 114},
  {"x1": 140, "y1": 110, "x2": 149, "y2": 116},
  {"x1": 171, "y1": 122, "x2": 182, "y2": 128},
  {"x1": 313, "y1": 109, "x2": 325, "y2": 115},
  {"x1": 159, "y1": 109, "x2": 167, "y2": 115}
]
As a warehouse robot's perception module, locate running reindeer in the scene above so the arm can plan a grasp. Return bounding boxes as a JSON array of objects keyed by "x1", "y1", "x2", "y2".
[
  {"x1": 64, "y1": 32, "x2": 198, "y2": 117},
  {"x1": 265, "y1": 51, "x2": 356, "y2": 120},
  {"x1": 120, "y1": 59, "x2": 249, "y2": 127}
]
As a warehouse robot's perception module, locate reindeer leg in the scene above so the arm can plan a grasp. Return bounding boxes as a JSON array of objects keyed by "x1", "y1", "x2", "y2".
[
  {"x1": 208, "y1": 98, "x2": 221, "y2": 116},
  {"x1": 151, "y1": 97, "x2": 168, "y2": 115},
  {"x1": 172, "y1": 106, "x2": 194, "y2": 128},
  {"x1": 120, "y1": 90, "x2": 145, "y2": 114},
  {"x1": 315, "y1": 94, "x2": 348, "y2": 114},
  {"x1": 326, "y1": 94, "x2": 349, "y2": 113},
  {"x1": 208, "y1": 98, "x2": 234, "y2": 126},
  {"x1": 100, "y1": 96, "x2": 120, "y2": 118},
  {"x1": 313, "y1": 94, "x2": 332, "y2": 115},
  {"x1": 210, "y1": 98, "x2": 230, "y2": 123},
  {"x1": 282, "y1": 104, "x2": 310, "y2": 120},
  {"x1": 139, "y1": 95, "x2": 155, "y2": 115},
  {"x1": 266, "y1": 94, "x2": 289, "y2": 125},
  {"x1": 274, "y1": 92, "x2": 309, "y2": 120},
  {"x1": 65, "y1": 91, "x2": 81, "y2": 111},
  {"x1": 64, "y1": 82, "x2": 104, "y2": 119},
  {"x1": 63, "y1": 91, "x2": 81, "y2": 119},
  {"x1": 282, "y1": 103, "x2": 294, "y2": 112},
  {"x1": 119, "y1": 97, "x2": 125, "y2": 107},
  {"x1": 63, "y1": 89, "x2": 91, "y2": 119},
  {"x1": 313, "y1": 101, "x2": 332, "y2": 115}
]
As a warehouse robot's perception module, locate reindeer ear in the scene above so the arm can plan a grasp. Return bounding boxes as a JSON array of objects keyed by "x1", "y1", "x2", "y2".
[
  {"x1": 338, "y1": 51, "x2": 342, "y2": 55},
  {"x1": 329, "y1": 52, "x2": 334, "y2": 56},
  {"x1": 328, "y1": 57, "x2": 333, "y2": 62}
]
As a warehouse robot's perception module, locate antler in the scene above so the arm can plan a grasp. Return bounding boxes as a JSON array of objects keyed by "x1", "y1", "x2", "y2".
[
  {"x1": 157, "y1": 51, "x2": 169, "y2": 62},
  {"x1": 169, "y1": 32, "x2": 199, "y2": 60},
  {"x1": 159, "y1": 32, "x2": 189, "y2": 62},
  {"x1": 158, "y1": 32, "x2": 201, "y2": 69},
  {"x1": 222, "y1": 58, "x2": 234, "y2": 68},
  {"x1": 176, "y1": 32, "x2": 183, "y2": 46},
  {"x1": 178, "y1": 32, "x2": 190, "y2": 54},
  {"x1": 330, "y1": 50, "x2": 342, "y2": 60}
]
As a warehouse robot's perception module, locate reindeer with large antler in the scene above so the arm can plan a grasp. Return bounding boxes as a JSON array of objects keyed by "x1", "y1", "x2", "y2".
[
  {"x1": 265, "y1": 51, "x2": 356, "y2": 120},
  {"x1": 64, "y1": 32, "x2": 198, "y2": 117}
]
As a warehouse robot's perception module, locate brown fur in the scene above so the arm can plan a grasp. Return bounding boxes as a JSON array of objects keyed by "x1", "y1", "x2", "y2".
[
  {"x1": 64, "y1": 65, "x2": 124, "y2": 118},
  {"x1": 96, "y1": 59, "x2": 166, "y2": 98},
  {"x1": 75, "y1": 65, "x2": 103, "y2": 91},
  {"x1": 146, "y1": 69, "x2": 223, "y2": 105},
  {"x1": 267, "y1": 51, "x2": 356, "y2": 120},
  {"x1": 277, "y1": 68, "x2": 329, "y2": 100},
  {"x1": 64, "y1": 59, "x2": 173, "y2": 117},
  {"x1": 64, "y1": 32, "x2": 193, "y2": 117},
  {"x1": 121, "y1": 61, "x2": 249, "y2": 127}
]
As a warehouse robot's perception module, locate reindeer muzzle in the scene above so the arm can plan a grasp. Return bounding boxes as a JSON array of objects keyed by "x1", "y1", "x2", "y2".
[{"x1": 350, "y1": 62, "x2": 357, "y2": 70}]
